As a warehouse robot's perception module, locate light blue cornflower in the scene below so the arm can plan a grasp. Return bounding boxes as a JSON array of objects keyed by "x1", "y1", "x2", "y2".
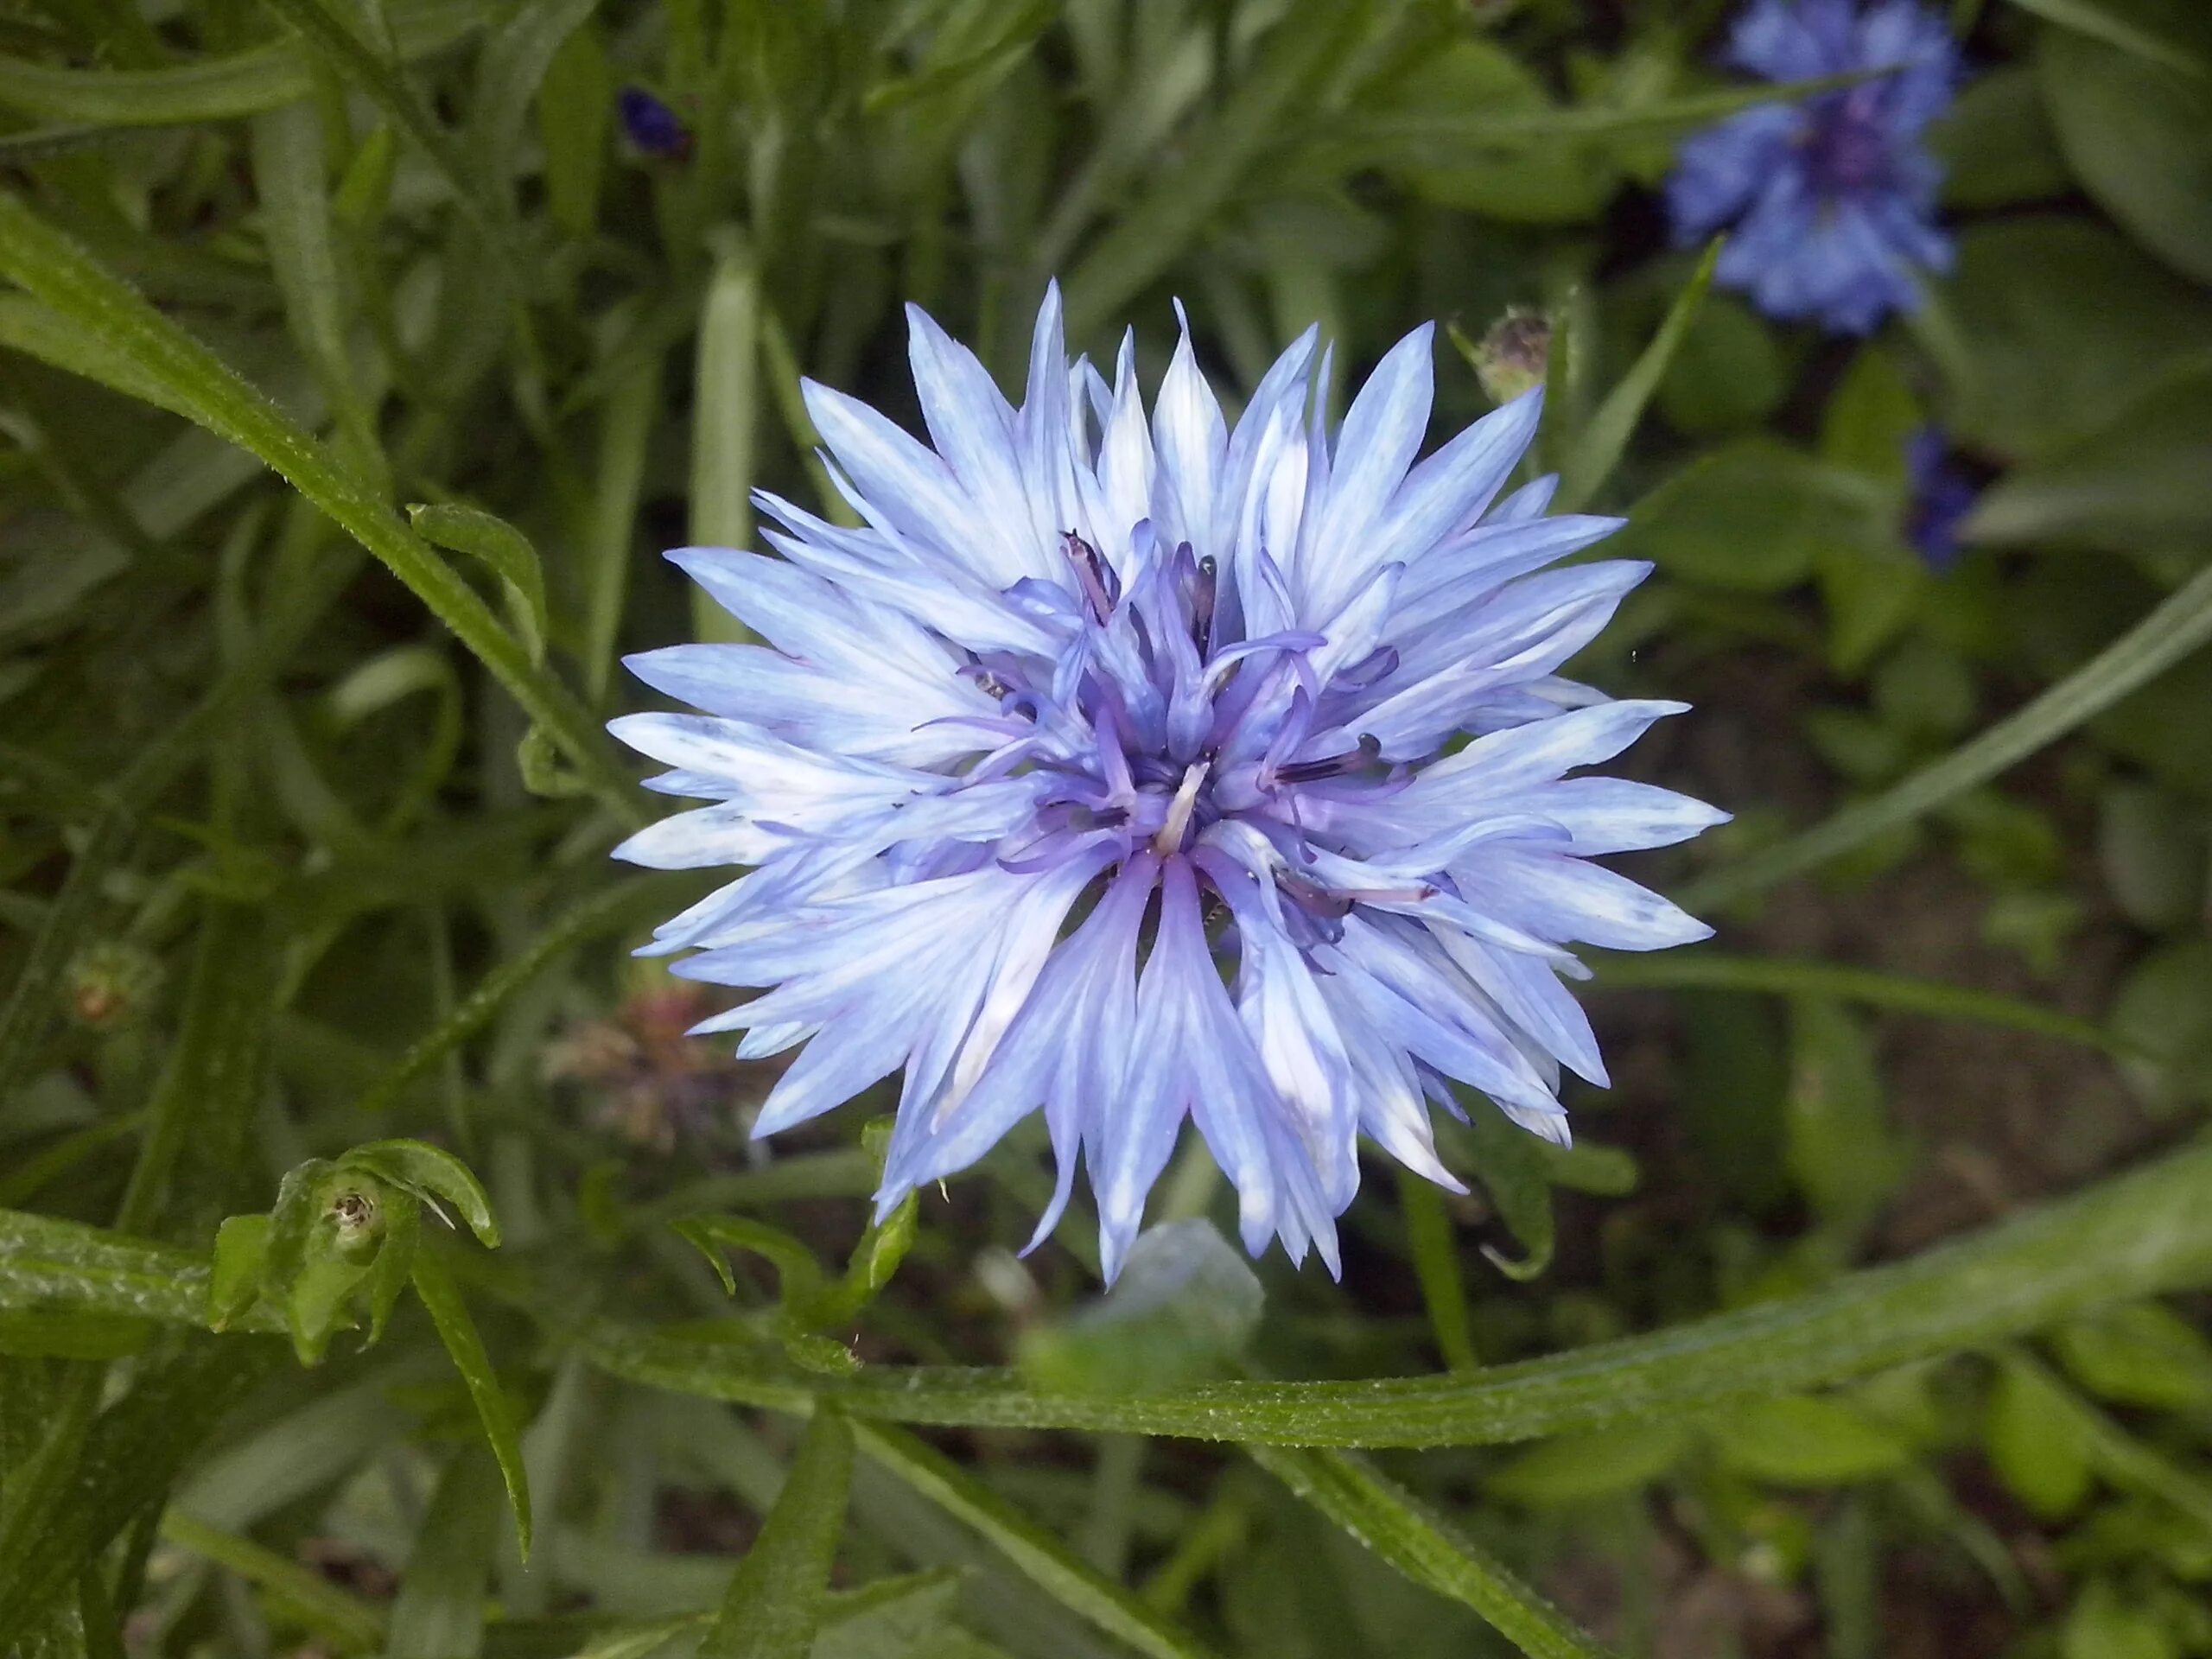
[
  {"x1": 1668, "y1": 0, "x2": 1960, "y2": 334},
  {"x1": 613, "y1": 289, "x2": 1725, "y2": 1280}
]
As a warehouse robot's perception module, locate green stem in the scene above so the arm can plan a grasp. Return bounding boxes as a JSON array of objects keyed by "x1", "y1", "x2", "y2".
[{"x1": 584, "y1": 1139, "x2": 2212, "y2": 1446}]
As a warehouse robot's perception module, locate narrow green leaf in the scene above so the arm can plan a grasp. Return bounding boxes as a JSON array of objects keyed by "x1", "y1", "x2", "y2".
[
  {"x1": 0, "y1": 0, "x2": 494, "y2": 124},
  {"x1": 1785, "y1": 999, "x2": 1908, "y2": 1232},
  {"x1": 363, "y1": 1189, "x2": 422, "y2": 1345},
  {"x1": 537, "y1": 22, "x2": 613, "y2": 238},
  {"x1": 1685, "y1": 560, "x2": 2212, "y2": 909},
  {"x1": 760, "y1": 307, "x2": 857, "y2": 526},
  {"x1": 387, "y1": 1446, "x2": 505, "y2": 1659},
  {"x1": 0, "y1": 1113, "x2": 144, "y2": 1210},
  {"x1": 589, "y1": 1137, "x2": 2212, "y2": 1446},
  {"x1": 340, "y1": 1139, "x2": 499, "y2": 1247},
  {"x1": 2050, "y1": 1300, "x2": 2212, "y2": 1410},
  {"x1": 700, "y1": 1409, "x2": 854, "y2": 1659},
  {"x1": 1338, "y1": 67, "x2": 1904, "y2": 152},
  {"x1": 0, "y1": 1340, "x2": 278, "y2": 1637},
  {"x1": 0, "y1": 191, "x2": 640, "y2": 825},
  {"x1": 411, "y1": 1249, "x2": 532, "y2": 1556},
  {"x1": 1558, "y1": 238, "x2": 1720, "y2": 512},
  {"x1": 406, "y1": 502, "x2": 549, "y2": 666},
  {"x1": 690, "y1": 230, "x2": 761, "y2": 644},
  {"x1": 1986, "y1": 1353, "x2": 2095, "y2": 1517},
  {"x1": 2005, "y1": 0, "x2": 2209, "y2": 78},
  {"x1": 159, "y1": 1510, "x2": 387, "y2": 1652},
  {"x1": 1446, "y1": 1093, "x2": 1557, "y2": 1282},
  {"x1": 175, "y1": 1366, "x2": 416, "y2": 1531},
  {"x1": 1249, "y1": 1445, "x2": 1612, "y2": 1659},
  {"x1": 113, "y1": 904, "x2": 275, "y2": 1241},
  {"x1": 0, "y1": 293, "x2": 180, "y2": 408},
  {"x1": 1399, "y1": 1173, "x2": 1479, "y2": 1373},
  {"x1": 1588, "y1": 950, "x2": 2133, "y2": 1056},
  {"x1": 353, "y1": 874, "x2": 675, "y2": 1116},
  {"x1": 1712, "y1": 1395, "x2": 1911, "y2": 1484},
  {"x1": 256, "y1": 0, "x2": 514, "y2": 264},
  {"x1": 1061, "y1": 3, "x2": 1375, "y2": 342},
  {"x1": 676, "y1": 1215, "x2": 826, "y2": 1306},
  {"x1": 207, "y1": 1215, "x2": 270, "y2": 1331},
  {"x1": 1486, "y1": 1422, "x2": 1694, "y2": 1506},
  {"x1": 469, "y1": 0, "x2": 601, "y2": 192},
  {"x1": 1017, "y1": 1220, "x2": 1262, "y2": 1397},
  {"x1": 0, "y1": 1312, "x2": 154, "y2": 1360},
  {"x1": 850, "y1": 1421, "x2": 1220, "y2": 1659},
  {"x1": 1999, "y1": 1345, "x2": 2212, "y2": 1535},
  {"x1": 258, "y1": 1158, "x2": 341, "y2": 1320},
  {"x1": 582, "y1": 346, "x2": 662, "y2": 700},
  {"x1": 0, "y1": 1210, "x2": 235, "y2": 1327},
  {"x1": 251, "y1": 98, "x2": 385, "y2": 487}
]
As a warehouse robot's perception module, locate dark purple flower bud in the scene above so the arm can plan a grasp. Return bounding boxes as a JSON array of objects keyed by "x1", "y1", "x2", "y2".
[
  {"x1": 1902, "y1": 425, "x2": 1980, "y2": 572},
  {"x1": 618, "y1": 87, "x2": 691, "y2": 160}
]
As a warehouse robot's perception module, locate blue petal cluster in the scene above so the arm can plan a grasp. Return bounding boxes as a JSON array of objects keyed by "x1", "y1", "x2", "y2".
[
  {"x1": 1668, "y1": 0, "x2": 1960, "y2": 334},
  {"x1": 1902, "y1": 425, "x2": 1976, "y2": 570},
  {"x1": 614, "y1": 289, "x2": 1725, "y2": 1279}
]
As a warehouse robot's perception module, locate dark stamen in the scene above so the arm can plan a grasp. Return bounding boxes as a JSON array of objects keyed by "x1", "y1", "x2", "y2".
[
  {"x1": 1191, "y1": 554, "x2": 1217, "y2": 646},
  {"x1": 1274, "y1": 734, "x2": 1383, "y2": 785},
  {"x1": 1062, "y1": 531, "x2": 1117, "y2": 623},
  {"x1": 1278, "y1": 869, "x2": 1352, "y2": 919}
]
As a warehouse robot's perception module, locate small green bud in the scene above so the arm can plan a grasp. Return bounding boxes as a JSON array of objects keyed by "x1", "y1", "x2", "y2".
[
  {"x1": 63, "y1": 940, "x2": 164, "y2": 1030},
  {"x1": 327, "y1": 1185, "x2": 385, "y2": 1260},
  {"x1": 1472, "y1": 308, "x2": 1551, "y2": 405}
]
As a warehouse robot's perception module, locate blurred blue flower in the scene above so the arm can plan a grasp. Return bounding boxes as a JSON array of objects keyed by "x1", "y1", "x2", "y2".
[
  {"x1": 1902, "y1": 424, "x2": 1976, "y2": 569},
  {"x1": 618, "y1": 87, "x2": 690, "y2": 159},
  {"x1": 614, "y1": 289, "x2": 1725, "y2": 1279},
  {"x1": 1668, "y1": 0, "x2": 1960, "y2": 334}
]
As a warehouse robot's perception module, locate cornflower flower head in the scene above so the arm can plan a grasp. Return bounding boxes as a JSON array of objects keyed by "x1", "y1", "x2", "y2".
[
  {"x1": 613, "y1": 288, "x2": 1726, "y2": 1280},
  {"x1": 1667, "y1": 0, "x2": 1961, "y2": 334}
]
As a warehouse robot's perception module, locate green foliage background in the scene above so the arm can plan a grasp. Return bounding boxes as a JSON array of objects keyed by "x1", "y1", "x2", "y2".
[{"x1": 3, "y1": 1, "x2": 2212, "y2": 1655}]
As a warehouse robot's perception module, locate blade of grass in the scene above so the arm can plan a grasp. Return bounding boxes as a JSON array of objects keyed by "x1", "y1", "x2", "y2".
[
  {"x1": 1399, "y1": 1172, "x2": 1480, "y2": 1374},
  {"x1": 1684, "y1": 561, "x2": 2212, "y2": 909},
  {"x1": 0, "y1": 1340, "x2": 280, "y2": 1637},
  {"x1": 1587, "y1": 950, "x2": 2131, "y2": 1057},
  {"x1": 353, "y1": 874, "x2": 678, "y2": 1116},
  {"x1": 1060, "y1": 2, "x2": 1376, "y2": 342},
  {"x1": 700, "y1": 1408, "x2": 853, "y2": 1659},
  {"x1": 1338, "y1": 67, "x2": 1900, "y2": 150},
  {"x1": 0, "y1": 515, "x2": 357, "y2": 1098},
  {"x1": 112, "y1": 904, "x2": 274, "y2": 1239},
  {"x1": 1556, "y1": 238, "x2": 1719, "y2": 512},
  {"x1": 159, "y1": 1510, "x2": 386, "y2": 1653},
  {"x1": 690, "y1": 229, "x2": 761, "y2": 644},
  {"x1": 850, "y1": 1421, "x2": 1221, "y2": 1659},
  {"x1": 2002, "y1": 0, "x2": 2209, "y2": 78},
  {"x1": 1998, "y1": 1346, "x2": 2212, "y2": 1534},
  {"x1": 254, "y1": 0, "x2": 518, "y2": 270},
  {"x1": 582, "y1": 346, "x2": 662, "y2": 702},
  {"x1": 760, "y1": 306, "x2": 858, "y2": 527},
  {"x1": 410, "y1": 1249, "x2": 532, "y2": 1557},
  {"x1": 387, "y1": 1446, "x2": 505, "y2": 1659},
  {"x1": 251, "y1": 98, "x2": 386, "y2": 489},
  {"x1": 1249, "y1": 1445, "x2": 1613, "y2": 1659},
  {"x1": 0, "y1": 0, "x2": 493, "y2": 124},
  {"x1": 0, "y1": 191, "x2": 639, "y2": 825}
]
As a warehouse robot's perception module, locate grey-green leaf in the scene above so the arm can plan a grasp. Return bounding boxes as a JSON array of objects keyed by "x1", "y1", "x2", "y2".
[{"x1": 700, "y1": 1409, "x2": 854, "y2": 1659}]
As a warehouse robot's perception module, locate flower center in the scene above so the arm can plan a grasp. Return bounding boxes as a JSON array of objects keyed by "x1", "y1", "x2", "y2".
[{"x1": 1804, "y1": 89, "x2": 1892, "y2": 195}]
